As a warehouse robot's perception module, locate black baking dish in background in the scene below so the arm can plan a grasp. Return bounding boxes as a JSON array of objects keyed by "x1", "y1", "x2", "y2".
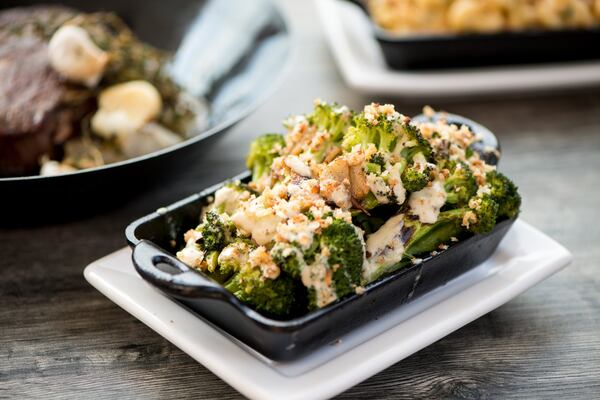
[
  {"x1": 126, "y1": 113, "x2": 514, "y2": 361},
  {"x1": 344, "y1": 0, "x2": 600, "y2": 70}
]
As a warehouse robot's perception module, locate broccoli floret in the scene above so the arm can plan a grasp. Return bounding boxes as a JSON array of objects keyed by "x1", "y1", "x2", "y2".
[
  {"x1": 302, "y1": 101, "x2": 353, "y2": 163},
  {"x1": 363, "y1": 153, "x2": 410, "y2": 209},
  {"x1": 343, "y1": 115, "x2": 431, "y2": 160},
  {"x1": 396, "y1": 124, "x2": 434, "y2": 193},
  {"x1": 343, "y1": 118, "x2": 401, "y2": 208},
  {"x1": 184, "y1": 211, "x2": 236, "y2": 279},
  {"x1": 270, "y1": 243, "x2": 304, "y2": 279},
  {"x1": 343, "y1": 114, "x2": 433, "y2": 197},
  {"x1": 342, "y1": 112, "x2": 398, "y2": 152},
  {"x1": 486, "y1": 171, "x2": 521, "y2": 219},
  {"x1": 308, "y1": 101, "x2": 353, "y2": 142},
  {"x1": 319, "y1": 219, "x2": 364, "y2": 299},
  {"x1": 399, "y1": 123, "x2": 433, "y2": 162},
  {"x1": 401, "y1": 165, "x2": 431, "y2": 192},
  {"x1": 432, "y1": 194, "x2": 498, "y2": 236},
  {"x1": 444, "y1": 162, "x2": 477, "y2": 207},
  {"x1": 465, "y1": 194, "x2": 499, "y2": 234},
  {"x1": 224, "y1": 267, "x2": 297, "y2": 317},
  {"x1": 246, "y1": 133, "x2": 285, "y2": 182},
  {"x1": 302, "y1": 219, "x2": 364, "y2": 309},
  {"x1": 281, "y1": 102, "x2": 352, "y2": 164},
  {"x1": 202, "y1": 250, "x2": 232, "y2": 284},
  {"x1": 342, "y1": 112, "x2": 435, "y2": 207},
  {"x1": 271, "y1": 236, "x2": 321, "y2": 280},
  {"x1": 210, "y1": 240, "x2": 303, "y2": 317},
  {"x1": 270, "y1": 219, "x2": 364, "y2": 310},
  {"x1": 204, "y1": 251, "x2": 219, "y2": 272},
  {"x1": 217, "y1": 239, "x2": 254, "y2": 276},
  {"x1": 198, "y1": 210, "x2": 235, "y2": 252}
]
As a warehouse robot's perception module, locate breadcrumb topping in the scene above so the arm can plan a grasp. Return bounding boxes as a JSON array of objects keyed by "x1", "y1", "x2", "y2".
[{"x1": 178, "y1": 101, "x2": 507, "y2": 303}]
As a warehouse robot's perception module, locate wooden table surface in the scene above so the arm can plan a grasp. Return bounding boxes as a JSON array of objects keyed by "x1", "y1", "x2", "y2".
[{"x1": 2, "y1": 1, "x2": 600, "y2": 398}]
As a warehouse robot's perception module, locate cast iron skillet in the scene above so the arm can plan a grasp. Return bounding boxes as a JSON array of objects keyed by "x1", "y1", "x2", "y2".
[
  {"x1": 344, "y1": 0, "x2": 600, "y2": 69},
  {"x1": 126, "y1": 113, "x2": 516, "y2": 362},
  {"x1": 0, "y1": 0, "x2": 291, "y2": 222}
]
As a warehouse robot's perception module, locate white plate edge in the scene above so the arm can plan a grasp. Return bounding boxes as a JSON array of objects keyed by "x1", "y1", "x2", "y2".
[{"x1": 314, "y1": 0, "x2": 600, "y2": 97}]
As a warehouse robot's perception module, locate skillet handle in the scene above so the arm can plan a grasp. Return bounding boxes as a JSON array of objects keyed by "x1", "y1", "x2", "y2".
[{"x1": 132, "y1": 240, "x2": 231, "y2": 301}]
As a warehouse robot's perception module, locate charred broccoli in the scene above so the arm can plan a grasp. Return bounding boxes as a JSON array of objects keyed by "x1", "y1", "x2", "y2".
[
  {"x1": 443, "y1": 161, "x2": 477, "y2": 207},
  {"x1": 401, "y1": 165, "x2": 431, "y2": 192},
  {"x1": 363, "y1": 193, "x2": 501, "y2": 284},
  {"x1": 486, "y1": 171, "x2": 521, "y2": 219},
  {"x1": 406, "y1": 194, "x2": 499, "y2": 254},
  {"x1": 462, "y1": 194, "x2": 500, "y2": 234},
  {"x1": 178, "y1": 210, "x2": 238, "y2": 283},
  {"x1": 398, "y1": 123, "x2": 434, "y2": 193},
  {"x1": 198, "y1": 210, "x2": 235, "y2": 253},
  {"x1": 399, "y1": 123, "x2": 434, "y2": 162}
]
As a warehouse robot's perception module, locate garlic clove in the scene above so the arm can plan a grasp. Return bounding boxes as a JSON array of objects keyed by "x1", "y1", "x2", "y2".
[
  {"x1": 118, "y1": 122, "x2": 181, "y2": 158},
  {"x1": 48, "y1": 25, "x2": 108, "y2": 87},
  {"x1": 91, "y1": 109, "x2": 142, "y2": 138},
  {"x1": 91, "y1": 80, "x2": 163, "y2": 138}
]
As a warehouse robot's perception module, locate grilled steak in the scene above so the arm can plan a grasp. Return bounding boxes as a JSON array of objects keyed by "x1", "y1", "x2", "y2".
[
  {"x1": 0, "y1": 37, "x2": 67, "y2": 176},
  {"x1": 0, "y1": 6, "x2": 94, "y2": 177}
]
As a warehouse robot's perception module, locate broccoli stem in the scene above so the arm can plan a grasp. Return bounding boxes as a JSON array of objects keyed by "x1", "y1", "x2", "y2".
[{"x1": 404, "y1": 219, "x2": 462, "y2": 257}]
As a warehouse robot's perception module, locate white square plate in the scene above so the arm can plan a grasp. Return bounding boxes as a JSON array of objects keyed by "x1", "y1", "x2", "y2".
[
  {"x1": 84, "y1": 219, "x2": 571, "y2": 400},
  {"x1": 315, "y1": 0, "x2": 600, "y2": 98}
]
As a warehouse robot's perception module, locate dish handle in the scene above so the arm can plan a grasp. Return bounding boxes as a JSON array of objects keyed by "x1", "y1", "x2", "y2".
[{"x1": 132, "y1": 240, "x2": 231, "y2": 301}]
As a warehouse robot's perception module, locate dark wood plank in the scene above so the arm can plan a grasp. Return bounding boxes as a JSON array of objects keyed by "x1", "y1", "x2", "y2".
[{"x1": 2, "y1": 1, "x2": 600, "y2": 398}]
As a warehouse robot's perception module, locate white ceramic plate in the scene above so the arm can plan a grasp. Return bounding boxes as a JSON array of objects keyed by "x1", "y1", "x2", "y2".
[
  {"x1": 84, "y1": 219, "x2": 571, "y2": 399},
  {"x1": 315, "y1": 0, "x2": 600, "y2": 98}
]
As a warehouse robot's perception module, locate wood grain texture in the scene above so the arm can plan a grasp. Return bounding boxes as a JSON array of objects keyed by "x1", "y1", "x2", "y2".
[{"x1": 2, "y1": 0, "x2": 600, "y2": 398}]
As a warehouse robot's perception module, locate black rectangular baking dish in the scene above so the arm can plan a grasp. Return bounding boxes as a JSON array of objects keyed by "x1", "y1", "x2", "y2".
[
  {"x1": 126, "y1": 171, "x2": 515, "y2": 362},
  {"x1": 345, "y1": 0, "x2": 600, "y2": 69}
]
